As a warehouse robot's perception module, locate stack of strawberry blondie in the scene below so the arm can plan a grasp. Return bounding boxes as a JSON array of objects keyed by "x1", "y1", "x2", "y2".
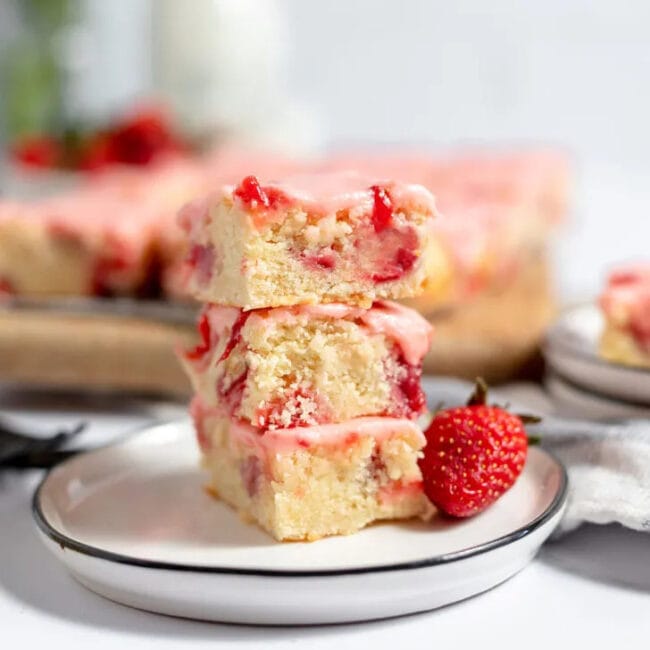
[{"x1": 178, "y1": 172, "x2": 440, "y2": 541}]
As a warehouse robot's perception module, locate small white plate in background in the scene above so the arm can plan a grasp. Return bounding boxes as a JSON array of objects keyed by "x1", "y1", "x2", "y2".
[
  {"x1": 545, "y1": 371, "x2": 650, "y2": 420},
  {"x1": 544, "y1": 304, "x2": 650, "y2": 406}
]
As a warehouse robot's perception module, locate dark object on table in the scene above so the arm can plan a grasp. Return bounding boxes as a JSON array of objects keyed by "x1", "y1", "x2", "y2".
[{"x1": 0, "y1": 418, "x2": 85, "y2": 469}]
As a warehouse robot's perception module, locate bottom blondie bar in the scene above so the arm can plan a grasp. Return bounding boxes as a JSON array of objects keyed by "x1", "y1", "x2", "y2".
[{"x1": 191, "y1": 398, "x2": 429, "y2": 541}]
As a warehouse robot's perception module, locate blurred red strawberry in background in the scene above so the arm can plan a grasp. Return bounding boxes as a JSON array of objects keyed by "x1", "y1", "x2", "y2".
[
  {"x1": 11, "y1": 104, "x2": 186, "y2": 173},
  {"x1": 11, "y1": 136, "x2": 61, "y2": 169},
  {"x1": 106, "y1": 105, "x2": 184, "y2": 166},
  {"x1": 78, "y1": 134, "x2": 116, "y2": 171}
]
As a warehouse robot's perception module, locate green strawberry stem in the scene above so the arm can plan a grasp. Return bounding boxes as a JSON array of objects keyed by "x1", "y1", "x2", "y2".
[
  {"x1": 518, "y1": 413, "x2": 542, "y2": 424},
  {"x1": 467, "y1": 377, "x2": 489, "y2": 406},
  {"x1": 466, "y1": 377, "x2": 542, "y2": 444}
]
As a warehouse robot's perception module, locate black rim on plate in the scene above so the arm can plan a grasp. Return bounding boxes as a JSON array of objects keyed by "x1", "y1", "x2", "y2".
[{"x1": 32, "y1": 423, "x2": 569, "y2": 578}]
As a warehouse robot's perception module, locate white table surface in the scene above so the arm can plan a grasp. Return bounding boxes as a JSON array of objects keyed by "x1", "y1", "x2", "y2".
[{"x1": 2, "y1": 159, "x2": 650, "y2": 648}]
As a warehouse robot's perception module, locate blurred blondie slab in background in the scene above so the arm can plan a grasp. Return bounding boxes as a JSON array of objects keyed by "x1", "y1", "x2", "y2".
[{"x1": 0, "y1": 145, "x2": 570, "y2": 392}]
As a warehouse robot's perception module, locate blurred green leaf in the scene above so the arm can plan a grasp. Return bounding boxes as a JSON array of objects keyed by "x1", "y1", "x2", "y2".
[{"x1": 2, "y1": 0, "x2": 71, "y2": 139}]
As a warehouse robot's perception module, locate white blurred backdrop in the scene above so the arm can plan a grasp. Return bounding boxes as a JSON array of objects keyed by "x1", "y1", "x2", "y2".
[{"x1": 286, "y1": 1, "x2": 650, "y2": 166}]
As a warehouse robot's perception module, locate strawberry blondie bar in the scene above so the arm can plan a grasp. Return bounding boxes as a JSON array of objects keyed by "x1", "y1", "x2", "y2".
[
  {"x1": 181, "y1": 300, "x2": 434, "y2": 540},
  {"x1": 0, "y1": 157, "x2": 207, "y2": 297},
  {"x1": 178, "y1": 172, "x2": 448, "y2": 308},
  {"x1": 599, "y1": 264, "x2": 650, "y2": 368},
  {"x1": 180, "y1": 300, "x2": 433, "y2": 430},
  {"x1": 191, "y1": 397, "x2": 428, "y2": 541},
  {"x1": 0, "y1": 194, "x2": 159, "y2": 296}
]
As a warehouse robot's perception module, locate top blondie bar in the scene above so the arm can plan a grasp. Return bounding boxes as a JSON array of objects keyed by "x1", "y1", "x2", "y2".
[{"x1": 177, "y1": 171, "x2": 448, "y2": 308}]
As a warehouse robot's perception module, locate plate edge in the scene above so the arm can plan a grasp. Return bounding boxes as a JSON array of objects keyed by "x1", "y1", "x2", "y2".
[{"x1": 32, "y1": 427, "x2": 569, "y2": 578}]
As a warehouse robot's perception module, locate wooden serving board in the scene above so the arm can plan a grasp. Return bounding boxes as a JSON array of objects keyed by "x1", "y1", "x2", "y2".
[
  {"x1": 0, "y1": 255, "x2": 554, "y2": 398},
  {"x1": 0, "y1": 299, "x2": 197, "y2": 397}
]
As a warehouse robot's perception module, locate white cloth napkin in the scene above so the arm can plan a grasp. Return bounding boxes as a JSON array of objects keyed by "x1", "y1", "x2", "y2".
[{"x1": 422, "y1": 377, "x2": 650, "y2": 535}]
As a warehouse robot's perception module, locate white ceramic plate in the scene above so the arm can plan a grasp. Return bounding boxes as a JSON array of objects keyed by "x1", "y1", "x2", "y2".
[
  {"x1": 546, "y1": 371, "x2": 650, "y2": 420},
  {"x1": 33, "y1": 420, "x2": 567, "y2": 625},
  {"x1": 545, "y1": 303, "x2": 650, "y2": 406}
]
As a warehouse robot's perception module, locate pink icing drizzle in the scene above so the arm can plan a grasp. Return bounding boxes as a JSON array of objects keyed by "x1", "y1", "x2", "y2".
[
  {"x1": 359, "y1": 301, "x2": 434, "y2": 365},
  {"x1": 236, "y1": 300, "x2": 433, "y2": 366},
  {"x1": 222, "y1": 171, "x2": 437, "y2": 227},
  {"x1": 205, "y1": 304, "x2": 240, "y2": 339},
  {"x1": 229, "y1": 416, "x2": 425, "y2": 453}
]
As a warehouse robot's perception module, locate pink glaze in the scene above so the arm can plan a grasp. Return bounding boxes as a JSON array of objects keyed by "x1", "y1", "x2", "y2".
[
  {"x1": 177, "y1": 196, "x2": 213, "y2": 239},
  {"x1": 600, "y1": 264, "x2": 650, "y2": 351},
  {"x1": 229, "y1": 415, "x2": 425, "y2": 453},
  {"x1": 190, "y1": 396, "x2": 213, "y2": 452},
  {"x1": 321, "y1": 149, "x2": 568, "y2": 223},
  {"x1": 357, "y1": 301, "x2": 433, "y2": 365},
  {"x1": 0, "y1": 201, "x2": 36, "y2": 223},
  {"x1": 182, "y1": 305, "x2": 241, "y2": 368},
  {"x1": 202, "y1": 304, "x2": 238, "y2": 332},
  {"x1": 204, "y1": 300, "x2": 434, "y2": 366},
  {"x1": 222, "y1": 171, "x2": 437, "y2": 227},
  {"x1": 201, "y1": 145, "x2": 305, "y2": 186},
  {"x1": 41, "y1": 191, "x2": 159, "y2": 240},
  {"x1": 319, "y1": 152, "x2": 434, "y2": 188},
  {"x1": 1, "y1": 195, "x2": 153, "y2": 242},
  {"x1": 320, "y1": 149, "x2": 569, "y2": 297},
  {"x1": 205, "y1": 305, "x2": 240, "y2": 347},
  {"x1": 87, "y1": 156, "x2": 206, "y2": 207},
  {"x1": 378, "y1": 479, "x2": 424, "y2": 505}
]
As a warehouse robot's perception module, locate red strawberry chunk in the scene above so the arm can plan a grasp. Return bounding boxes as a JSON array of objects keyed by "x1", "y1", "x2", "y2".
[
  {"x1": 185, "y1": 312, "x2": 212, "y2": 361},
  {"x1": 300, "y1": 249, "x2": 337, "y2": 271},
  {"x1": 364, "y1": 225, "x2": 419, "y2": 283},
  {"x1": 217, "y1": 369, "x2": 248, "y2": 414},
  {"x1": 234, "y1": 175, "x2": 268, "y2": 208},
  {"x1": 394, "y1": 357, "x2": 426, "y2": 417},
  {"x1": 233, "y1": 176, "x2": 289, "y2": 211},
  {"x1": 370, "y1": 185, "x2": 394, "y2": 232},
  {"x1": 219, "y1": 311, "x2": 251, "y2": 362}
]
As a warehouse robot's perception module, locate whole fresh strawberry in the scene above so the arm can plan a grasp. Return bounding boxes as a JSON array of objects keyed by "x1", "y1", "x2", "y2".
[{"x1": 419, "y1": 378, "x2": 538, "y2": 518}]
